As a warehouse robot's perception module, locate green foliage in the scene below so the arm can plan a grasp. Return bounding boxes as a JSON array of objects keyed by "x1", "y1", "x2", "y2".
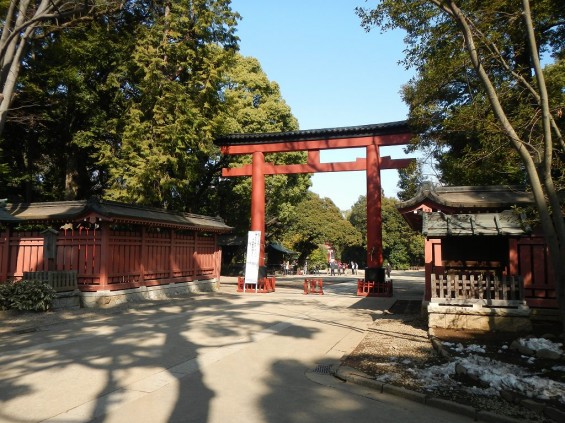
[
  {"x1": 397, "y1": 161, "x2": 425, "y2": 201},
  {"x1": 213, "y1": 54, "x2": 311, "y2": 234},
  {"x1": 307, "y1": 246, "x2": 328, "y2": 269},
  {"x1": 347, "y1": 195, "x2": 367, "y2": 244},
  {"x1": 0, "y1": 1, "x2": 243, "y2": 206},
  {"x1": 101, "y1": 1, "x2": 240, "y2": 209},
  {"x1": 283, "y1": 192, "x2": 362, "y2": 263},
  {"x1": 348, "y1": 195, "x2": 424, "y2": 268},
  {"x1": 0, "y1": 280, "x2": 56, "y2": 312},
  {"x1": 357, "y1": 0, "x2": 565, "y2": 188},
  {"x1": 0, "y1": 1, "x2": 311, "y2": 236}
]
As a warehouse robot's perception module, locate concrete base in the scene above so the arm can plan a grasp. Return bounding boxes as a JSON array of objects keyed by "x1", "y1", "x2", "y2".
[
  {"x1": 52, "y1": 290, "x2": 81, "y2": 310},
  {"x1": 428, "y1": 303, "x2": 532, "y2": 333},
  {"x1": 529, "y1": 307, "x2": 562, "y2": 322},
  {"x1": 80, "y1": 279, "x2": 219, "y2": 308}
]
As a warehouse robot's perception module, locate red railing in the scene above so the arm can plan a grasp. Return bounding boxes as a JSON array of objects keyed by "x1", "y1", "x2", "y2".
[{"x1": 0, "y1": 225, "x2": 220, "y2": 292}]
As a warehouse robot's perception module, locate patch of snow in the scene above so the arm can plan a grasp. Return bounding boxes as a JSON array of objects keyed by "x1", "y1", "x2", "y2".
[
  {"x1": 444, "y1": 342, "x2": 486, "y2": 354},
  {"x1": 518, "y1": 337, "x2": 563, "y2": 355},
  {"x1": 415, "y1": 354, "x2": 565, "y2": 404}
]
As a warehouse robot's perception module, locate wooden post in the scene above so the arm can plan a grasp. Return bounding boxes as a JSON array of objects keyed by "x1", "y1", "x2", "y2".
[
  {"x1": 41, "y1": 228, "x2": 58, "y2": 271},
  {"x1": 193, "y1": 231, "x2": 198, "y2": 277},
  {"x1": 366, "y1": 142, "x2": 383, "y2": 268},
  {"x1": 98, "y1": 222, "x2": 109, "y2": 289},
  {"x1": 424, "y1": 240, "x2": 432, "y2": 301},
  {"x1": 508, "y1": 238, "x2": 518, "y2": 275},
  {"x1": 214, "y1": 234, "x2": 221, "y2": 280},
  {"x1": 0, "y1": 226, "x2": 10, "y2": 281},
  {"x1": 140, "y1": 226, "x2": 146, "y2": 284},
  {"x1": 251, "y1": 151, "x2": 266, "y2": 268},
  {"x1": 169, "y1": 229, "x2": 176, "y2": 280}
]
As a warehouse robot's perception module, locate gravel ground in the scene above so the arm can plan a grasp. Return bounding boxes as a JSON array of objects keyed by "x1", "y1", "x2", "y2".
[{"x1": 341, "y1": 310, "x2": 565, "y2": 423}]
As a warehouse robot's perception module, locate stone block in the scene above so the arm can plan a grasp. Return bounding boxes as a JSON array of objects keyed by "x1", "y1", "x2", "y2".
[
  {"x1": 426, "y1": 397, "x2": 476, "y2": 420},
  {"x1": 382, "y1": 384, "x2": 427, "y2": 404},
  {"x1": 80, "y1": 279, "x2": 217, "y2": 308}
]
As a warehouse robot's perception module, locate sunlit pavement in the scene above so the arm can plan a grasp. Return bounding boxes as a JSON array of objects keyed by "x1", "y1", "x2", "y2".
[{"x1": 0, "y1": 271, "x2": 476, "y2": 423}]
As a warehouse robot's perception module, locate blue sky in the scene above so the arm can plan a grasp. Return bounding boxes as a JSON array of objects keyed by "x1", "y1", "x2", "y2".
[{"x1": 231, "y1": 0, "x2": 414, "y2": 210}]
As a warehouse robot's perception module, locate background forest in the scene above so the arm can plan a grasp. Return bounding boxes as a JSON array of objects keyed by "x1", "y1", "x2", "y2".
[
  {"x1": 0, "y1": 1, "x2": 424, "y2": 270},
  {"x1": 6, "y1": 1, "x2": 563, "y2": 274}
]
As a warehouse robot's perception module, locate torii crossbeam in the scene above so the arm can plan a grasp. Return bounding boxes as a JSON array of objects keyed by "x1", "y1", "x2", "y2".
[{"x1": 214, "y1": 121, "x2": 413, "y2": 279}]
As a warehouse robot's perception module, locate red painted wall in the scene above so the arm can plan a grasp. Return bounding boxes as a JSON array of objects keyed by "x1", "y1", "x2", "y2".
[
  {"x1": 425, "y1": 236, "x2": 557, "y2": 308},
  {"x1": 0, "y1": 224, "x2": 221, "y2": 291}
]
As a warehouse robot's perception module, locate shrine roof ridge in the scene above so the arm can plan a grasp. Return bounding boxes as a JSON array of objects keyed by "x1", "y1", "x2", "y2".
[
  {"x1": 1, "y1": 198, "x2": 233, "y2": 232},
  {"x1": 396, "y1": 182, "x2": 534, "y2": 212},
  {"x1": 214, "y1": 120, "x2": 410, "y2": 146}
]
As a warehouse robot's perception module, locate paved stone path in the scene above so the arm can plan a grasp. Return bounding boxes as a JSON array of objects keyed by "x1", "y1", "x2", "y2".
[{"x1": 0, "y1": 273, "x2": 476, "y2": 423}]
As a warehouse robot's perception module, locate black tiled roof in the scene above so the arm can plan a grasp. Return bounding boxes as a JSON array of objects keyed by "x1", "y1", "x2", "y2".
[
  {"x1": 1, "y1": 198, "x2": 232, "y2": 232},
  {"x1": 397, "y1": 182, "x2": 534, "y2": 212},
  {"x1": 422, "y1": 211, "x2": 529, "y2": 237},
  {"x1": 214, "y1": 121, "x2": 410, "y2": 146}
]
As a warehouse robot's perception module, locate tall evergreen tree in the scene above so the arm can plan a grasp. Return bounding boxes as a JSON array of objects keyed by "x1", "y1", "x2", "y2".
[
  {"x1": 0, "y1": 1, "x2": 124, "y2": 201},
  {"x1": 214, "y1": 54, "x2": 311, "y2": 237},
  {"x1": 100, "y1": 1, "x2": 239, "y2": 210}
]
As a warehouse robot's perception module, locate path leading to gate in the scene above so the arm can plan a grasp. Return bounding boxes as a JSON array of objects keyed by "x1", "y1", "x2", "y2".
[{"x1": 0, "y1": 272, "x2": 475, "y2": 423}]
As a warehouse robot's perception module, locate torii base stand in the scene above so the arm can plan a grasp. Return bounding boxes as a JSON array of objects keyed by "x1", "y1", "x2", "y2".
[{"x1": 357, "y1": 267, "x2": 392, "y2": 297}]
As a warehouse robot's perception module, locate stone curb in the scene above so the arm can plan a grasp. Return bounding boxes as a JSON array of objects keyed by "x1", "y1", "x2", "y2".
[{"x1": 333, "y1": 366, "x2": 524, "y2": 423}]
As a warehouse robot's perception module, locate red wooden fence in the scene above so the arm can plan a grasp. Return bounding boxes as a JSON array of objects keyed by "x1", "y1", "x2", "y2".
[
  {"x1": 515, "y1": 237, "x2": 556, "y2": 308},
  {"x1": 424, "y1": 235, "x2": 557, "y2": 309},
  {"x1": 0, "y1": 224, "x2": 221, "y2": 292}
]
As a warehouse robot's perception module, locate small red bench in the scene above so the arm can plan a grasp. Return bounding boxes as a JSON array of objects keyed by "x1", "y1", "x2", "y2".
[
  {"x1": 303, "y1": 278, "x2": 324, "y2": 295},
  {"x1": 357, "y1": 278, "x2": 393, "y2": 297},
  {"x1": 237, "y1": 276, "x2": 276, "y2": 293}
]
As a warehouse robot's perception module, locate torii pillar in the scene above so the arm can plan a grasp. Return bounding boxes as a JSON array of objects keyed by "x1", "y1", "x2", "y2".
[
  {"x1": 366, "y1": 143, "x2": 383, "y2": 268},
  {"x1": 251, "y1": 151, "x2": 266, "y2": 267},
  {"x1": 215, "y1": 121, "x2": 413, "y2": 280}
]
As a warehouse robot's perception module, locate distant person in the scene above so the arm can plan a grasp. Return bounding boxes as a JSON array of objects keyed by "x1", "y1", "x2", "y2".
[{"x1": 385, "y1": 262, "x2": 392, "y2": 279}]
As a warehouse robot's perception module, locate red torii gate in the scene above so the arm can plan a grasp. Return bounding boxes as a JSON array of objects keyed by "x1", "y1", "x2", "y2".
[{"x1": 215, "y1": 121, "x2": 413, "y2": 279}]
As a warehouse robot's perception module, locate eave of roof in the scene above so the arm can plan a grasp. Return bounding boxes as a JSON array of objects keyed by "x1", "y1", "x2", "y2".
[
  {"x1": 397, "y1": 182, "x2": 534, "y2": 213},
  {"x1": 218, "y1": 234, "x2": 246, "y2": 246},
  {"x1": 267, "y1": 243, "x2": 297, "y2": 255},
  {"x1": 1, "y1": 198, "x2": 233, "y2": 233},
  {"x1": 422, "y1": 211, "x2": 528, "y2": 237},
  {"x1": 214, "y1": 121, "x2": 409, "y2": 146}
]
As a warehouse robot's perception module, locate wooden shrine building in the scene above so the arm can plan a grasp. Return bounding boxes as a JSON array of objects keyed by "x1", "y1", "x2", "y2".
[
  {"x1": 397, "y1": 183, "x2": 558, "y2": 311},
  {"x1": 0, "y1": 198, "x2": 232, "y2": 307}
]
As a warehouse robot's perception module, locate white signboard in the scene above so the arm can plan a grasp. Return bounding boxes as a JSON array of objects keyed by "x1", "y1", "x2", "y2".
[{"x1": 244, "y1": 231, "x2": 261, "y2": 291}]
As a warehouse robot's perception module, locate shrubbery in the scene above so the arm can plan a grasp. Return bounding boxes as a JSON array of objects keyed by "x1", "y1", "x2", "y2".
[{"x1": 0, "y1": 280, "x2": 56, "y2": 311}]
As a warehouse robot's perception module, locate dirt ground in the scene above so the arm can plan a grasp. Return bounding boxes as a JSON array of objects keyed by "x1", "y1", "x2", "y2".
[{"x1": 341, "y1": 309, "x2": 565, "y2": 423}]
